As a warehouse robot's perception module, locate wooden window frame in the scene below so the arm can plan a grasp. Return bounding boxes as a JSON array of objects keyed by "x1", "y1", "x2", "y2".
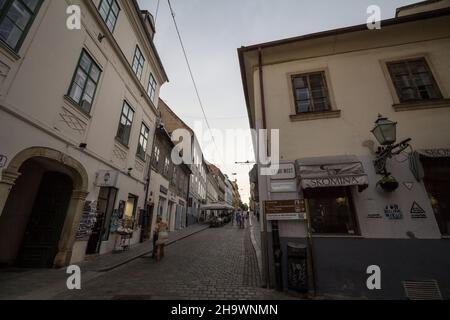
[
  {"x1": 152, "y1": 144, "x2": 160, "y2": 169},
  {"x1": 291, "y1": 71, "x2": 331, "y2": 114},
  {"x1": 67, "y1": 49, "x2": 102, "y2": 115},
  {"x1": 116, "y1": 101, "x2": 135, "y2": 147},
  {"x1": 0, "y1": 0, "x2": 43, "y2": 52},
  {"x1": 98, "y1": 0, "x2": 121, "y2": 33},
  {"x1": 132, "y1": 45, "x2": 145, "y2": 80},
  {"x1": 147, "y1": 73, "x2": 157, "y2": 102},
  {"x1": 136, "y1": 122, "x2": 149, "y2": 161},
  {"x1": 386, "y1": 57, "x2": 443, "y2": 103}
]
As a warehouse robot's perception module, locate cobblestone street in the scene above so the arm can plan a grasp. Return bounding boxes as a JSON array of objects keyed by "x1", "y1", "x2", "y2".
[{"x1": 54, "y1": 224, "x2": 295, "y2": 300}]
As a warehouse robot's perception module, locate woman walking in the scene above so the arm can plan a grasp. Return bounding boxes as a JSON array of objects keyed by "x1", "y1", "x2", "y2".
[{"x1": 153, "y1": 217, "x2": 169, "y2": 262}]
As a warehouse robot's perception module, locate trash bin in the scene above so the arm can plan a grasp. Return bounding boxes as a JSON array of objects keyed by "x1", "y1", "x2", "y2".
[{"x1": 287, "y1": 243, "x2": 308, "y2": 293}]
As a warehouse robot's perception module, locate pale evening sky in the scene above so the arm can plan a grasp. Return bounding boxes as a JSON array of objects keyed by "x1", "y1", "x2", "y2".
[{"x1": 137, "y1": 0, "x2": 423, "y2": 205}]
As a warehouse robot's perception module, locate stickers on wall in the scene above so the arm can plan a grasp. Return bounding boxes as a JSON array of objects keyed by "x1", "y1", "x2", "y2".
[
  {"x1": 403, "y1": 182, "x2": 414, "y2": 191},
  {"x1": 384, "y1": 205, "x2": 403, "y2": 220},
  {"x1": 410, "y1": 201, "x2": 427, "y2": 219},
  {"x1": 366, "y1": 199, "x2": 382, "y2": 219}
]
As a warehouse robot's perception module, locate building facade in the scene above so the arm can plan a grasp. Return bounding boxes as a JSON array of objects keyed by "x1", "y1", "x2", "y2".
[
  {"x1": 239, "y1": 1, "x2": 450, "y2": 299},
  {"x1": 224, "y1": 176, "x2": 234, "y2": 208},
  {"x1": 0, "y1": 0, "x2": 168, "y2": 267},
  {"x1": 159, "y1": 99, "x2": 207, "y2": 225},
  {"x1": 206, "y1": 165, "x2": 220, "y2": 219},
  {"x1": 208, "y1": 164, "x2": 226, "y2": 203}
]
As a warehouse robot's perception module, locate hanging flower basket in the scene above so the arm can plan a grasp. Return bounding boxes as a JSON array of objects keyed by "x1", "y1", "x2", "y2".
[{"x1": 377, "y1": 175, "x2": 399, "y2": 192}]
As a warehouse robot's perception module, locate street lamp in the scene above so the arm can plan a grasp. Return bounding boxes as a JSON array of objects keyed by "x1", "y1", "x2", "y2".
[
  {"x1": 371, "y1": 115, "x2": 412, "y2": 179},
  {"x1": 371, "y1": 115, "x2": 397, "y2": 146}
]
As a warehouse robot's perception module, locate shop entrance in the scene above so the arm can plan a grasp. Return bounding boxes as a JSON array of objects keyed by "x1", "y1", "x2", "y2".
[
  {"x1": 86, "y1": 187, "x2": 117, "y2": 255},
  {"x1": 421, "y1": 156, "x2": 450, "y2": 235}
]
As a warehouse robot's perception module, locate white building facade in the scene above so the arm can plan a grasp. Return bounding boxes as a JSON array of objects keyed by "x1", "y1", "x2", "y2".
[
  {"x1": 0, "y1": 0, "x2": 167, "y2": 268},
  {"x1": 240, "y1": 2, "x2": 450, "y2": 299}
]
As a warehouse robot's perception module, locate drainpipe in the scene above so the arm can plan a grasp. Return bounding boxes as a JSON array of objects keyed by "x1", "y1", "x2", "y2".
[{"x1": 258, "y1": 47, "x2": 279, "y2": 290}]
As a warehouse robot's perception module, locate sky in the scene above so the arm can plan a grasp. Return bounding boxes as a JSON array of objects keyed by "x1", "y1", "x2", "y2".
[{"x1": 137, "y1": 0, "x2": 423, "y2": 205}]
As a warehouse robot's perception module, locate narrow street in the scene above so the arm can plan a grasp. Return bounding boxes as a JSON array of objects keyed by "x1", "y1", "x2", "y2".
[
  {"x1": 55, "y1": 223, "x2": 292, "y2": 300},
  {"x1": 0, "y1": 222, "x2": 295, "y2": 300}
]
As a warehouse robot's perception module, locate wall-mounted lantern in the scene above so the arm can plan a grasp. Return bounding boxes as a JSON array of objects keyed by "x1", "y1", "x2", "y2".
[{"x1": 371, "y1": 115, "x2": 412, "y2": 192}]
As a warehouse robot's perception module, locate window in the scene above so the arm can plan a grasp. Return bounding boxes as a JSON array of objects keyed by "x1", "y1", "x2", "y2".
[
  {"x1": 0, "y1": 0, "x2": 43, "y2": 51},
  {"x1": 98, "y1": 0, "x2": 120, "y2": 32},
  {"x1": 116, "y1": 101, "x2": 134, "y2": 146},
  {"x1": 132, "y1": 46, "x2": 144, "y2": 80},
  {"x1": 137, "y1": 123, "x2": 149, "y2": 161},
  {"x1": 306, "y1": 187, "x2": 359, "y2": 235},
  {"x1": 292, "y1": 72, "x2": 331, "y2": 113},
  {"x1": 147, "y1": 73, "x2": 157, "y2": 102},
  {"x1": 152, "y1": 145, "x2": 160, "y2": 169},
  {"x1": 163, "y1": 157, "x2": 170, "y2": 177},
  {"x1": 68, "y1": 50, "x2": 101, "y2": 114},
  {"x1": 387, "y1": 58, "x2": 442, "y2": 103}
]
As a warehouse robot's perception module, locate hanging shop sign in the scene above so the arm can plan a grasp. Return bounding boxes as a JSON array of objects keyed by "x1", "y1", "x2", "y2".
[
  {"x1": 264, "y1": 199, "x2": 306, "y2": 221},
  {"x1": 410, "y1": 201, "x2": 427, "y2": 219},
  {"x1": 297, "y1": 157, "x2": 368, "y2": 190},
  {"x1": 384, "y1": 204, "x2": 403, "y2": 220},
  {"x1": 95, "y1": 170, "x2": 119, "y2": 187},
  {"x1": 269, "y1": 163, "x2": 296, "y2": 180}
]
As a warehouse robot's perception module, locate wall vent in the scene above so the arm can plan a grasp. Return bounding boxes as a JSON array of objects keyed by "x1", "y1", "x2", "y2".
[{"x1": 403, "y1": 280, "x2": 443, "y2": 300}]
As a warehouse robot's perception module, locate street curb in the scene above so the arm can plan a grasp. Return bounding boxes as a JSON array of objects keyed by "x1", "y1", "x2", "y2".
[
  {"x1": 248, "y1": 218, "x2": 264, "y2": 287},
  {"x1": 95, "y1": 225, "x2": 210, "y2": 272}
]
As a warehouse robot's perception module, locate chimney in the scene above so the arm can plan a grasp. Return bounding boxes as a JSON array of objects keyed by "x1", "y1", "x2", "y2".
[{"x1": 140, "y1": 10, "x2": 156, "y2": 40}]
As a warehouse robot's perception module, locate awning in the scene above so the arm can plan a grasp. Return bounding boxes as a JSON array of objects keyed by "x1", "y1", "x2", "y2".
[
  {"x1": 200, "y1": 203, "x2": 235, "y2": 211},
  {"x1": 409, "y1": 149, "x2": 450, "y2": 181},
  {"x1": 297, "y1": 155, "x2": 369, "y2": 190}
]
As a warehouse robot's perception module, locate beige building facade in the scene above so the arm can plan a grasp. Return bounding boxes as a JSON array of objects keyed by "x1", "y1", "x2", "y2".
[
  {"x1": 240, "y1": 1, "x2": 450, "y2": 298},
  {"x1": 0, "y1": 0, "x2": 167, "y2": 267}
]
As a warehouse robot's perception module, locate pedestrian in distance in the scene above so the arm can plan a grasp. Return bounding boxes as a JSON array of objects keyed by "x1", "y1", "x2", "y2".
[{"x1": 154, "y1": 217, "x2": 169, "y2": 262}]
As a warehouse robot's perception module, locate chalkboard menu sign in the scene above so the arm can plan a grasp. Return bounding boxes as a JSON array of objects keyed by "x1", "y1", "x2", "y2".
[{"x1": 75, "y1": 201, "x2": 98, "y2": 241}]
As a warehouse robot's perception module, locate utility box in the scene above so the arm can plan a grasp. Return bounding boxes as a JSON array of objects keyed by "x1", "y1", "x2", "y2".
[{"x1": 287, "y1": 243, "x2": 308, "y2": 293}]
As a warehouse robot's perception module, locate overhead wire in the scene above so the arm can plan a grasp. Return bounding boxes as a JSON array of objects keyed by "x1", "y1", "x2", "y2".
[{"x1": 166, "y1": 0, "x2": 221, "y2": 156}]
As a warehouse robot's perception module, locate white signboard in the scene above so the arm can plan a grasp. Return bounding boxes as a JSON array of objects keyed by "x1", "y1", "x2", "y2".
[
  {"x1": 95, "y1": 170, "x2": 118, "y2": 187},
  {"x1": 270, "y1": 180, "x2": 297, "y2": 193},
  {"x1": 269, "y1": 163, "x2": 296, "y2": 180}
]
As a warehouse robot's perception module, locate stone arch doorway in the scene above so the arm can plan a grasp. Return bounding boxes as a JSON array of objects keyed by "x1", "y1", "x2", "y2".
[{"x1": 0, "y1": 147, "x2": 89, "y2": 268}]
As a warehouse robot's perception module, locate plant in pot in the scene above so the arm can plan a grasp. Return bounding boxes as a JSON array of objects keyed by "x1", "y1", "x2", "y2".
[{"x1": 377, "y1": 175, "x2": 399, "y2": 192}]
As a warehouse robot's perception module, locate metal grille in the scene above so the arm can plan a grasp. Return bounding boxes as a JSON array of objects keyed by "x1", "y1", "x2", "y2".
[{"x1": 403, "y1": 280, "x2": 443, "y2": 300}]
